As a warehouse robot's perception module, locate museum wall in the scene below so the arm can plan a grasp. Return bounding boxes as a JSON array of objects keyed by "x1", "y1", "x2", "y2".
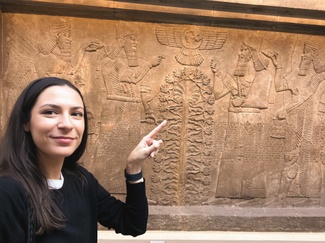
[{"x1": 1, "y1": 0, "x2": 325, "y2": 232}]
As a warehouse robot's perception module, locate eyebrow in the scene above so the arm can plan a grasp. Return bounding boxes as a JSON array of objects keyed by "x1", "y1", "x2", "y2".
[{"x1": 39, "y1": 104, "x2": 84, "y2": 110}]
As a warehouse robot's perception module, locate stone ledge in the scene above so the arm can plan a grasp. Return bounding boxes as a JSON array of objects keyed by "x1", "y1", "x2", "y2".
[
  {"x1": 147, "y1": 206, "x2": 325, "y2": 232},
  {"x1": 98, "y1": 230, "x2": 325, "y2": 242},
  {"x1": 0, "y1": 0, "x2": 325, "y2": 35}
]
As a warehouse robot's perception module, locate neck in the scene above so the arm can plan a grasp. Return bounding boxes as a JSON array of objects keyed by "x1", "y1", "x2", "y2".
[
  {"x1": 45, "y1": 169, "x2": 63, "y2": 180},
  {"x1": 38, "y1": 155, "x2": 64, "y2": 180}
]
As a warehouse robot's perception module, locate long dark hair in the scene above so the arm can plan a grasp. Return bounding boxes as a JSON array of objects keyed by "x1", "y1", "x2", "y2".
[{"x1": 0, "y1": 77, "x2": 89, "y2": 234}]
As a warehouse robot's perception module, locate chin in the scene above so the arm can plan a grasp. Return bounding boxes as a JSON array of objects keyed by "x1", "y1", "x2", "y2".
[{"x1": 55, "y1": 150, "x2": 76, "y2": 158}]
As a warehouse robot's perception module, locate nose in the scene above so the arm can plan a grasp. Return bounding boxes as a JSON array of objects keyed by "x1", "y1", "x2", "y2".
[{"x1": 57, "y1": 114, "x2": 73, "y2": 130}]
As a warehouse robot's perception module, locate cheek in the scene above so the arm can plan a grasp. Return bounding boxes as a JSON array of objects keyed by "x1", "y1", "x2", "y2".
[
  {"x1": 30, "y1": 120, "x2": 53, "y2": 135},
  {"x1": 29, "y1": 117, "x2": 44, "y2": 131},
  {"x1": 29, "y1": 130, "x2": 48, "y2": 153},
  {"x1": 75, "y1": 121, "x2": 85, "y2": 138},
  {"x1": 29, "y1": 126, "x2": 48, "y2": 145}
]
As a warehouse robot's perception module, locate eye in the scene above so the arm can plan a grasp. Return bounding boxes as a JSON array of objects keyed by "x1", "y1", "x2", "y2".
[
  {"x1": 71, "y1": 111, "x2": 84, "y2": 117},
  {"x1": 43, "y1": 110, "x2": 57, "y2": 115}
]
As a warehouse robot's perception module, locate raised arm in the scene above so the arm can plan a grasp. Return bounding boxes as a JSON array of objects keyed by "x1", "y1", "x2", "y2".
[{"x1": 125, "y1": 120, "x2": 167, "y2": 179}]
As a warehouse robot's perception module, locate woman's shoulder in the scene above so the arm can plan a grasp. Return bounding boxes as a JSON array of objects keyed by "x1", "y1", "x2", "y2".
[
  {"x1": 76, "y1": 165, "x2": 95, "y2": 179},
  {"x1": 76, "y1": 165, "x2": 91, "y2": 174},
  {"x1": 0, "y1": 176, "x2": 27, "y2": 202},
  {"x1": 0, "y1": 176, "x2": 24, "y2": 190}
]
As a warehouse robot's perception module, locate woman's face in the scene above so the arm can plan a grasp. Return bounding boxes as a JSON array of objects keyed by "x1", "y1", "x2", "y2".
[{"x1": 25, "y1": 85, "x2": 85, "y2": 164}]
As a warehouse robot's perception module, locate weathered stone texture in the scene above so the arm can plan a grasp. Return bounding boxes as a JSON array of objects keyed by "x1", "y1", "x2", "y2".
[{"x1": 1, "y1": 0, "x2": 325, "y2": 231}]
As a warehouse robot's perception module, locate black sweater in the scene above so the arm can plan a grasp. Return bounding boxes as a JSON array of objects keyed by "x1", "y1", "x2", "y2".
[{"x1": 0, "y1": 166, "x2": 148, "y2": 243}]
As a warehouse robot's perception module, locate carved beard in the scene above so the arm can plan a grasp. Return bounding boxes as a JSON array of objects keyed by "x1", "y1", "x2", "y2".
[
  {"x1": 251, "y1": 51, "x2": 268, "y2": 72},
  {"x1": 53, "y1": 45, "x2": 71, "y2": 62},
  {"x1": 61, "y1": 47, "x2": 71, "y2": 59},
  {"x1": 234, "y1": 55, "x2": 250, "y2": 77},
  {"x1": 298, "y1": 55, "x2": 313, "y2": 76},
  {"x1": 125, "y1": 49, "x2": 139, "y2": 67},
  {"x1": 313, "y1": 59, "x2": 325, "y2": 74}
]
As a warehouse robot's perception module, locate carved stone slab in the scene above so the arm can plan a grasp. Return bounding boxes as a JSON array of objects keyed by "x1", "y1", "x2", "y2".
[{"x1": 1, "y1": 9, "x2": 325, "y2": 231}]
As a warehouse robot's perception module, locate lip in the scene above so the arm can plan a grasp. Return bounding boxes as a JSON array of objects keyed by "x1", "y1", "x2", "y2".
[{"x1": 51, "y1": 136, "x2": 75, "y2": 145}]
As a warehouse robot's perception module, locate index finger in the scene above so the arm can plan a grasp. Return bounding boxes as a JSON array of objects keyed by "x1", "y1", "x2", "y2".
[{"x1": 146, "y1": 120, "x2": 167, "y2": 139}]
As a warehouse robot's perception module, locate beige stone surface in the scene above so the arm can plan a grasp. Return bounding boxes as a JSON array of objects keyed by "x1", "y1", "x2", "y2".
[
  {"x1": 98, "y1": 230, "x2": 325, "y2": 242},
  {"x1": 1, "y1": 0, "x2": 325, "y2": 231}
]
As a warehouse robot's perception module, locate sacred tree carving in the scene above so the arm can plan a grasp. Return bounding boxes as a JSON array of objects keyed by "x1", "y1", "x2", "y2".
[{"x1": 150, "y1": 67, "x2": 215, "y2": 205}]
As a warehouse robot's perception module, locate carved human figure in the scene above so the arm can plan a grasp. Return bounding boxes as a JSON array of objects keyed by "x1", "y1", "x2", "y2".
[
  {"x1": 100, "y1": 25, "x2": 164, "y2": 123},
  {"x1": 34, "y1": 18, "x2": 102, "y2": 89},
  {"x1": 264, "y1": 148, "x2": 300, "y2": 206},
  {"x1": 275, "y1": 40, "x2": 325, "y2": 120},
  {"x1": 280, "y1": 149, "x2": 299, "y2": 199},
  {"x1": 273, "y1": 38, "x2": 325, "y2": 202},
  {"x1": 211, "y1": 40, "x2": 277, "y2": 199}
]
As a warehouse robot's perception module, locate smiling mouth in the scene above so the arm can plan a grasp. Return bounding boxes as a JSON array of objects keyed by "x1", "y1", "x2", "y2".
[{"x1": 52, "y1": 136, "x2": 75, "y2": 144}]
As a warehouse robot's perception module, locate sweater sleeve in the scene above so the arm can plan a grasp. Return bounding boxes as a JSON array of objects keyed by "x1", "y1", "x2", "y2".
[
  {"x1": 81, "y1": 167, "x2": 148, "y2": 237},
  {"x1": 0, "y1": 177, "x2": 28, "y2": 243},
  {"x1": 98, "y1": 181, "x2": 148, "y2": 236}
]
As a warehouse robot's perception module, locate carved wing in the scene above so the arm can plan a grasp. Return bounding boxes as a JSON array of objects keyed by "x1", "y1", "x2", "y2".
[
  {"x1": 155, "y1": 25, "x2": 183, "y2": 49},
  {"x1": 199, "y1": 31, "x2": 228, "y2": 50},
  {"x1": 3, "y1": 15, "x2": 39, "y2": 87}
]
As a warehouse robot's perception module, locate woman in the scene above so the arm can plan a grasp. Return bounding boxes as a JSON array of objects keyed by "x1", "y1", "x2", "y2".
[{"x1": 0, "y1": 77, "x2": 166, "y2": 242}]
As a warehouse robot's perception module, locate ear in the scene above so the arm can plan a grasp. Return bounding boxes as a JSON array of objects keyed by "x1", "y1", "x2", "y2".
[{"x1": 23, "y1": 123, "x2": 30, "y2": 132}]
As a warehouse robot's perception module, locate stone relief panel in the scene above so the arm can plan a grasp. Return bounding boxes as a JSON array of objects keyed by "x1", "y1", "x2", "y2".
[{"x1": 1, "y1": 13, "x2": 325, "y2": 209}]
